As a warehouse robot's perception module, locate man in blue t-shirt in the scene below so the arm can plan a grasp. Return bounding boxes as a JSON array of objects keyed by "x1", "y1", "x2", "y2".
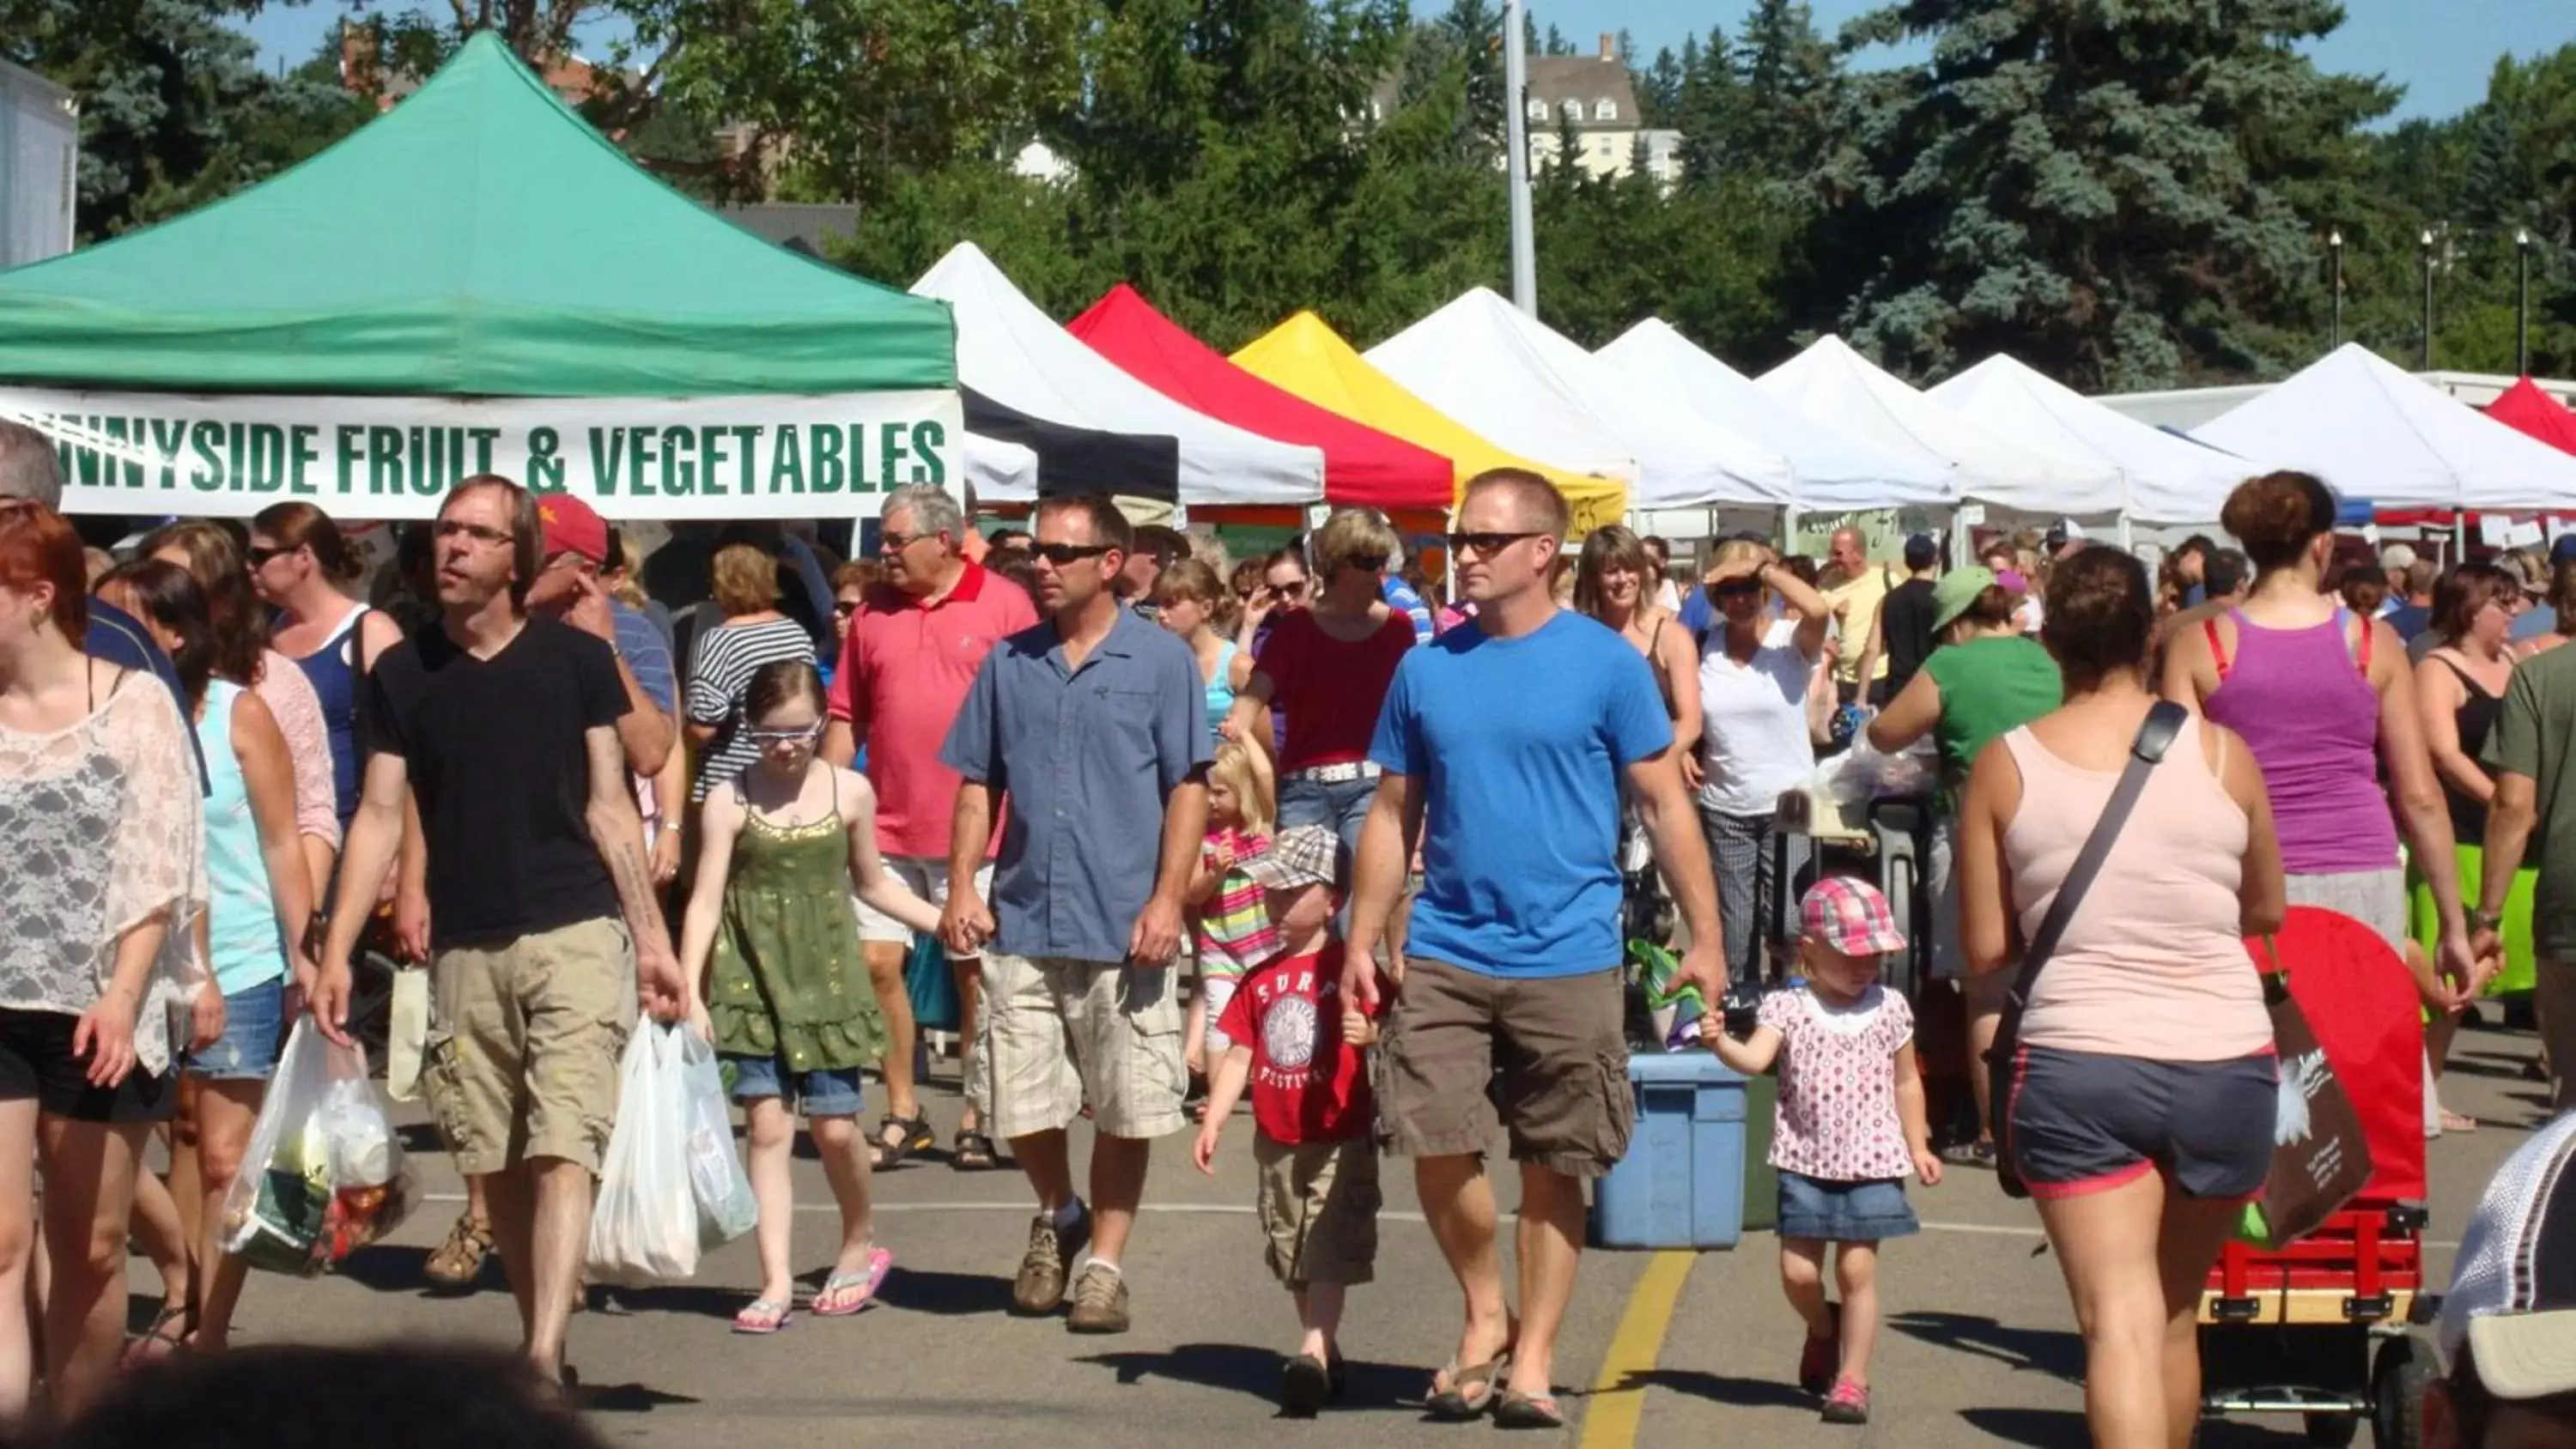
[{"x1": 1344, "y1": 470, "x2": 1722, "y2": 1428}]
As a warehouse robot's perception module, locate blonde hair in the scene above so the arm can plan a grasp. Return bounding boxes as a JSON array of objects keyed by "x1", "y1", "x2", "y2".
[
  {"x1": 711, "y1": 542, "x2": 781, "y2": 615},
  {"x1": 1704, "y1": 538, "x2": 1768, "y2": 577},
  {"x1": 1310, "y1": 506, "x2": 1401, "y2": 582},
  {"x1": 1155, "y1": 557, "x2": 1237, "y2": 634},
  {"x1": 1208, "y1": 740, "x2": 1276, "y2": 835}
]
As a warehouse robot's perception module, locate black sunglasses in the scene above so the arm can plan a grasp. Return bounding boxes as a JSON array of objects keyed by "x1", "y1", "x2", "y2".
[
  {"x1": 1445, "y1": 530, "x2": 1545, "y2": 556},
  {"x1": 1710, "y1": 579, "x2": 1764, "y2": 597},
  {"x1": 1031, "y1": 542, "x2": 1115, "y2": 566},
  {"x1": 245, "y1": 543, "x2": 293, "y2": 567}
]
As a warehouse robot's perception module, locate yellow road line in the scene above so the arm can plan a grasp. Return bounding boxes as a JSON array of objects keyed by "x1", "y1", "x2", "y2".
[{"x1": 1579, "y1": 1251, "x2": 1697, "y2": 1449}]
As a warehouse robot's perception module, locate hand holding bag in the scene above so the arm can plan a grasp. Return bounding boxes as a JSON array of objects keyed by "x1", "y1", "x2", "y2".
[
  {"x1": 2237, "y1": 940, "x2": 2376, "y2": 1246},
  {"x1": 1987, "y1": 702, "x2": 2189, "y2": 1199}
]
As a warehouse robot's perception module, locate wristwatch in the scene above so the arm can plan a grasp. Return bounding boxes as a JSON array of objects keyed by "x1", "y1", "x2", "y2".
[{"x1": 2469, "y1": 907, "x2": 2503, "y2": 933}]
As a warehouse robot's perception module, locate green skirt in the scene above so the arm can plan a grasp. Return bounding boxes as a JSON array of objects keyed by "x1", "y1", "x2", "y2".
[{"x1": 2409, "y1": 844, "x2": 2537, "y2": 997}]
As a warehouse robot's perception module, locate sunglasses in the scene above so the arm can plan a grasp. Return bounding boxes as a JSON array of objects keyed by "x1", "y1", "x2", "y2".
[
  {"x1": 746, "y1": 723, "x2": 824, "y2": 746},
  {"x1": 1031, "y1": 542, "x2": 1115, "y2": 566},
  {"x1": 1710, "y1": 579, "x2": 1764, "y2": 598},
  {"x1": 1445, "y1": 530, "x2": 1546, "y2": 556},
  {"x1": 832, "y1": 598, "x2": 861, "y2": 617},
  {"x1": 246, "y1": 543, "x2": 294, "y2": 567},
  {"x1": 1267, "y1": 577, "x2": 1309, "y2": 597},
  {"x1": 1346, "y1": 551, "x2": 1389, "y2": 573}
]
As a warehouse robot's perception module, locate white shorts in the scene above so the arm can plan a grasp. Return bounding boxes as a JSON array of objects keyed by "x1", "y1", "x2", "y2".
[{"x1": 856, "y1": 855, "x2": 993, "y2": 955}]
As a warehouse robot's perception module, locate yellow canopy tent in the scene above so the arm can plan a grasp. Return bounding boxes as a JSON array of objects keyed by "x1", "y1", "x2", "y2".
[{"x1": 1234, "y1": 311, "x2": 1629, "y2": 534}]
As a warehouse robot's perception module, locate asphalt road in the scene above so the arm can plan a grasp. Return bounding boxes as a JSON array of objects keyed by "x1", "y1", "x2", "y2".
[{"x1": 167, "y1": 1017, "x2": 2549, "y2": 1448}]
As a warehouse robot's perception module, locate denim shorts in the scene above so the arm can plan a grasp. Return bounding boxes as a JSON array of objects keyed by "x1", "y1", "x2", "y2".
[
  {"x1": 189, "y1": 978, "x2": 286, "y2": 1082},
  {"x1": 1279, "y1": 773, "x2": 1374, "y2": 867},
  {"x1": 1777, "y1": 1171, "x2": 1919, "y2": 1243},
  {"x1": 2005, "y1": 1046, "x2": 2276, "y2": 1202},
  {"x1": 724, "y1": 1053, "x2": 866, "y2": 1119}
]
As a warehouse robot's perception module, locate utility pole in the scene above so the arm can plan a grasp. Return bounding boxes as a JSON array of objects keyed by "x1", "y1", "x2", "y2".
[
  {"x1": 2420, "y1": 228, "x2": 2436, "y2": 371},
  {"x1": 1504, "y1": 0, "x2": 1536, "y2": 316},
  {"x1": 2518, "y1": 228, "x2": 2534, "y2": 377},
  {"x1": 2327, "y1": 229, "x2": 2342, "y2": 351}
]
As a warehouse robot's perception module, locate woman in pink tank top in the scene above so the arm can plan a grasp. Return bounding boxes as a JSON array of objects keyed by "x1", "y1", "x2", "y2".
[
  {"x1": 1958, "y1": 548, "x2": 2286, "y2": 1449},
  {"x1": 2161, "y1": 471, "x2": 2476, "y2": 998}
]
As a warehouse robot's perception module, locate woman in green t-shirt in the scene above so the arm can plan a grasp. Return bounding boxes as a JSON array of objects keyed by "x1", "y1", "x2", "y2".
[{"x1": 1865, "y1": 567, "x2": 2063, "y2": 1167}]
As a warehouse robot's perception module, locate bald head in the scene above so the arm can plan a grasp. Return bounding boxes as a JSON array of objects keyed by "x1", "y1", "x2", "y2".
[
  {"x1": 1828, "y1": 527, "x2": 1866, "y2": 573},
  {"x1": 0, "y1": 421, "x2": 63, "y2": 510}
]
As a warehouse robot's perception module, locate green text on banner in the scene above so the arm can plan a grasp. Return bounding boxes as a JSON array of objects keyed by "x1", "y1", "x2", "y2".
[{"x1": 3, "y1": 387, "x2": 963, "y2": 520}]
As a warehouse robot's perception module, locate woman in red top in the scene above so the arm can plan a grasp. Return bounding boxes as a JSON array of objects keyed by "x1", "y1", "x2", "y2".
[{"x1": 1221, "y1": 509, "x2": 1417, "y2": 864}]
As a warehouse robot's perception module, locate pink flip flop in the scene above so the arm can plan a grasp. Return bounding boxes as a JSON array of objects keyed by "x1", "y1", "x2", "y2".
[
  {"x1": 811, "y1": 1246, "x2": 894, "y2": 1317},
  {"x1": 731, "y1": 1296, "x2": 793, "y2": 1335}
]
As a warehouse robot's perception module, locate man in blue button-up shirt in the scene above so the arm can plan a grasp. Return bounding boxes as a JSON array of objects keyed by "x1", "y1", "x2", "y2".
[{"x1": 940, "y1": 494, "x2": 1212, "y2": 1337}]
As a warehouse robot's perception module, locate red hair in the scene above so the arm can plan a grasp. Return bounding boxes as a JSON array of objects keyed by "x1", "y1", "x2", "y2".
[{"x1": 0, "y1": 500, "x2": 88, "y2": 640}]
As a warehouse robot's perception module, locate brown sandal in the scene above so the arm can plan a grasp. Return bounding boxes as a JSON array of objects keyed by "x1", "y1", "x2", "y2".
[{"x1": 423, "y1": 1210, "x2": 494, "y2": 1290}]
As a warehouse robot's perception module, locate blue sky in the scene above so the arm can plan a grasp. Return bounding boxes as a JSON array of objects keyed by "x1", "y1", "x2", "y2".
[{"x1": 247, "y1": 0, "x2": 2573, "y2": 124}]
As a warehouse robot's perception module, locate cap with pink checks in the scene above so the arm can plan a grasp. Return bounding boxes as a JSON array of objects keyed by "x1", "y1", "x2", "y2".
[{"x1": 1801, "y1": 876, "x2": 1907, "y2": 956}]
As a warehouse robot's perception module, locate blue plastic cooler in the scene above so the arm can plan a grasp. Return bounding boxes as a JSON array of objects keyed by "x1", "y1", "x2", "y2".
[{"x1": 1589, "y1": 1052, "x2": 1748, "y2": 1250}]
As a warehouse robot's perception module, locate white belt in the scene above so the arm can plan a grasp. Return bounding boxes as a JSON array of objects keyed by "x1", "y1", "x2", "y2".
[{"x1": 1285, "y1": 761, "x2": 1382, "y2": 785}]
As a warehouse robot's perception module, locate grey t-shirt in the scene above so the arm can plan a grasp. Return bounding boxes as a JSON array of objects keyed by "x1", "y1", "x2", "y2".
[{"x1": 2486, "y1": 646, "x2": 2576, "y2": 957}]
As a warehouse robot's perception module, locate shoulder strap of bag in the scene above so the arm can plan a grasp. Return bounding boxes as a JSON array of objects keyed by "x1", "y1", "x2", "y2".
[{"x1": 2004, "y1": 700, "x2": 2191, "y2": 1016}]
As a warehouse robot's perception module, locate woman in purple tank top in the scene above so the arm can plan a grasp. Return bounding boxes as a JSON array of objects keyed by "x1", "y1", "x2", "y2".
[{"x1": 2162, "y1": 471, "x2": 2480, "y2": 1004}]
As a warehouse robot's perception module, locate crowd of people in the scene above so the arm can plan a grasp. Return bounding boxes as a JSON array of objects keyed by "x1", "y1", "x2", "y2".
[{"x1": 2, "y1": 409, "x2": 2574, "y2": 1445}]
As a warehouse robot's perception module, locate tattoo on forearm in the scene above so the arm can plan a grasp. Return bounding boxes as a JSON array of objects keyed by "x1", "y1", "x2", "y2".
[{"x1": 604, "y1": 835, "x2": 668, "y2": 938}]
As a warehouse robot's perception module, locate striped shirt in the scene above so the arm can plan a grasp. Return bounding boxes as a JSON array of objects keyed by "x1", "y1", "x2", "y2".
[
  {"x1": 686, "y1": 616, "x2": 815, "y2": 802},
  {"x1": 1196, "y1": 827, "x2": 1280, "y2": 977}
]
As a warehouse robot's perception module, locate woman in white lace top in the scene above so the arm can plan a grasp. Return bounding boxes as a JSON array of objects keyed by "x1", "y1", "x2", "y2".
[{"x1": 0, "y1": 500, "x2": 205, "y2": 1423}]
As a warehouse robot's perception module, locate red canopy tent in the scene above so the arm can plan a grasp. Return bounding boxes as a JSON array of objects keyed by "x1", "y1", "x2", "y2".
[
  {"x1": 1068, "y1": 285, "x2": 1455, "y2": 510},
  {"x1": 2487, "y1": 377, "x2": 2576, "y2": 458}
]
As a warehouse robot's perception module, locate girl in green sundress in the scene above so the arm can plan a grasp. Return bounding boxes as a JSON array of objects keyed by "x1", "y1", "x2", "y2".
[{"x1": 677, "y1": 660, "x2": 941, "y2": 1335}]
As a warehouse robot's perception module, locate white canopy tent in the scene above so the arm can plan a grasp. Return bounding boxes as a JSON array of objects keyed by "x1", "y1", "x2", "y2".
[
  {"x1": 1929, "y1": 355, "x2": 2262, "y2": 526},
  {"x1": 1757, "y1": 336, "x2": 2124, "y2": 520},
  {"x1": 1368, "y1": 289, "x2": 1788, "y2": 506},
  {"x1": 1596, "y1": 318, "x2": 1953, "y2": 514},
  {"x1": 962, "y1": 431, "x2": 1039, "y2": 502},
  {"x1": 2195, "y1": 343, "x2": 2576, "y2": 512},
  {"x1": 1358, "y1": 289, "x2": 1635, "y2": 499},
  {"x1": 912, "y1": 242, "x2": 1322, "y2": 505}
]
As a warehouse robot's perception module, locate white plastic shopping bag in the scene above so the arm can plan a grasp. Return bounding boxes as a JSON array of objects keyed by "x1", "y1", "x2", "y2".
[
  {"x1": 222, "y1": 1017, "x2": 416, "y2": 1276},
  {"x1": 676, "y1": 1028, "x2": 756, "y2": 1246},
  {"x1": 586, "y1": 1023, "x2": 700, "y2": 1285}
]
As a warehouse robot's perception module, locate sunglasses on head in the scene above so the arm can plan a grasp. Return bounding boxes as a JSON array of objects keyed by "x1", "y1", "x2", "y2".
[
  {"x1": 1032, "y1": 542, "x2": 1115, "y2": 566},
  {"x1": 1445, "y1": 530, "x2": 1546, "y2": 556}
]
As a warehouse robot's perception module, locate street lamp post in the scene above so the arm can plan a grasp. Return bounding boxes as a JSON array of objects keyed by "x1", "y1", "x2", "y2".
[
  {"x1": 2518, "y1": 228, "x2": 2533, "y2": 377},
  {"x1": 2328, "y1": 229, "x2": 2343, "y2": 350},
  {"x1": 2421, "y1": 228, "x2": 2437, "y2": 371},
  {"x1": 1503, "y1": 0, "x2": 1535, "y2": 316}
]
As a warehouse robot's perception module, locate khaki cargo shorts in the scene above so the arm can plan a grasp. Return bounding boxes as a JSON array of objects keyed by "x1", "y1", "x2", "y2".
[
  {"x1": 1255, "y1": 1135, "x2": 1381, "y2": 1288},
  {"x1": 425, "y1": 917, "x2": 635, "y2": 1178},
  {"x1": 972, "y1": 954, "x2": 1184, "y2": 1141},
  {"x1": 1376, "y1": 959, "x2": 1632, "y2": 1179}
]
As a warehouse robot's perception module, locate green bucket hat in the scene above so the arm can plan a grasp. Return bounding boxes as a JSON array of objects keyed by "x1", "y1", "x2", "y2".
[{"x1": 1931, "y1": 566, "x2": 1999, "y2": 633}]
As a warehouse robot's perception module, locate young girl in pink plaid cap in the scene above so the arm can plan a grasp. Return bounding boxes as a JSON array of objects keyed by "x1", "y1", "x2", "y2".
[{"x1": 1706, "y1": 876, "x2": 1942, "y2": 1428}]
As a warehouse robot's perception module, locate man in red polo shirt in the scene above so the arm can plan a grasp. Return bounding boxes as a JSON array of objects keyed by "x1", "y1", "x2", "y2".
[{"x1": 826, "y1": 483, "x2": 1036, "y2": 1171}]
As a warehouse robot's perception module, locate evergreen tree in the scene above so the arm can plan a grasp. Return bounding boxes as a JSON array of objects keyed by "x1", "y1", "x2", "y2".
[
  {"x1": 1673, "y1": 27, "x2": 1735, "y2": 185},
  {"x1": 1637, "y1": 45, "x2": 1683, "y2": 128},
  {"x1": 1826, "y1": 0, "x2": 2397, "y2": 389},
  {"x1": 1729, "y1": 0, "x2": 1837, "y2": 187}
]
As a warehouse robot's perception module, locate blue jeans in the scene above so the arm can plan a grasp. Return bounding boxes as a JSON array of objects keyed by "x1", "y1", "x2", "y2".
[
  {"x1": 725, "y1": 1053, "x2": 866, "y2": 1119},
  {"x1": 1279, "y1": 773, "x2": 1376, "y2": 865},
  {"x1": 188, "y1": 977, "x2": 285, "y2": 1082}
]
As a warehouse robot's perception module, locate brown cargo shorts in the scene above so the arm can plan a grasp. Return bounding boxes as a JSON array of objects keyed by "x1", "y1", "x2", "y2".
[
  {"x1": 424, "y1": 917, "x2": 635, "y2": 1178},
  {"x1": 1375, "y1": 959, "x2": 1631, "y2": 1179},
  {"x1": 1255, "y1": 1134, "x2": 1381, "y2": 1287}
]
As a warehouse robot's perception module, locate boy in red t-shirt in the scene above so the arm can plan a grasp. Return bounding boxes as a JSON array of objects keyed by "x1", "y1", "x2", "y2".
[{"x1": 1192, "y1": 825, "x2": 1381, "y2": 1417}]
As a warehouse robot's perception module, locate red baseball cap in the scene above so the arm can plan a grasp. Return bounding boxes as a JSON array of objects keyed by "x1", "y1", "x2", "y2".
[
  {"x1": 536, "y1": 494, "x2": 609, "y2": 566},
  {"x1": 1800, "y1": 876, "x2": 1907, "y2": 956}
]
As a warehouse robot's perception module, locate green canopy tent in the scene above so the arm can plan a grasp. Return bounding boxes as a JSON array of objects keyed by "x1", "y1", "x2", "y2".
[{"x1": 0, "y1": 32, "x2": 959, "y2": 518}]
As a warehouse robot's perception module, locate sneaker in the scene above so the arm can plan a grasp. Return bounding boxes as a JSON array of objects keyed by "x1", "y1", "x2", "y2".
[
  {"x1": 1797, "y1": 1301, "x2": 1842, "y2": 1396},
  {"x1": 1012, "y1": 1209, "x2": 1089, "y2": 1314},
  {"x1": 1280, "y1": 1352, "x2": 1332, "y2": 1417},
  {"x1": 1065, "y1": 1264, "x2": 1131, "y2": 1334},
  {"x1": 1821, "y1": 1377, "x2": 1869, "y2": 1424}
]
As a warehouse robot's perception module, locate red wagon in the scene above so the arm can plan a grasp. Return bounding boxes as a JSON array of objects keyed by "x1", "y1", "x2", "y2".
[{"x1": 2197, "y1": 907, "x2": 2433, "y2": 1448}]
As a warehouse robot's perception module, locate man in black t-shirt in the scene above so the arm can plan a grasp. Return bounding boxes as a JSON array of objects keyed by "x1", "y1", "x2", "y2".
[
  {"x1": 1860, "y1": 533, "x2": 1943, "y2": 703},
  {"x1": 315, "y1": 476, "x2": 683, "y2": 1391}
]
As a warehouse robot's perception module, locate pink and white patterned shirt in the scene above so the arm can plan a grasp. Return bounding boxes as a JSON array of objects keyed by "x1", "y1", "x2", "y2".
[{"x1": 1760, "y1": 984, "x2": 1917, "y2": 1182}]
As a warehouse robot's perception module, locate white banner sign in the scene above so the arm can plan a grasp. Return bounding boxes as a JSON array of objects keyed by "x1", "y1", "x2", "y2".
[{"x1": 3, "y1": 386, "x2": 963, "y2": 520}]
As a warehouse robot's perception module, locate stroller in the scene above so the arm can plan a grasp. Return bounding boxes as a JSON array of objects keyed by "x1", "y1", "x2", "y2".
[{"x1": 2197, "y1": 907, "x2": 2433, "y2": 1448}]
